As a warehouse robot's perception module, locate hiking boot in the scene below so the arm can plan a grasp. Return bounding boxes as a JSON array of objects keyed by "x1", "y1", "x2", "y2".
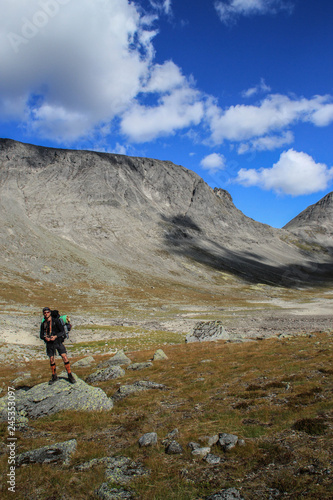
[
  {"x1": 68, "y1": 373, "x2": 76, "y2": 384},
  {"x1": 48, "y1": 374, "x2": 58, "y2": 385}
]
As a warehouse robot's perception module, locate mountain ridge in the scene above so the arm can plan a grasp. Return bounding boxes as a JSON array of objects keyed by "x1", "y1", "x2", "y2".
[{"x1": 1, "y1": 138, "x2": 332, "y2": 304}]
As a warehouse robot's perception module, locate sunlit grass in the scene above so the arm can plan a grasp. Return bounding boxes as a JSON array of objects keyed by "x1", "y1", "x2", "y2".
[{"x1": 0, "y1": 331, "x2": 332, "y2": 499}]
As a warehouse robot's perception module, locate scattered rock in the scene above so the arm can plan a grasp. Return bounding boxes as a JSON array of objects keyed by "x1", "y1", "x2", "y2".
[
  {"x1": 138, "y1": 432, "x2": 158, "y2": 447},
  {"x1": 127, "y1": 362, "x2": 153, "y2": 371},
  {"x1": 188, "y1": 442, "x2": 201, "y2": 451},
  {"x1": 104, "y1": 456, "x2": 149, "y2": 485},
  {"x1": 162, "y1": 428, "x2": 179, "y2": 446},
  {"x1": 86, "y1": 366, "x2": 125, "y2": 383},
  {"x1": 165, "y1": 440, "x2": 183, "y2": 455},
  {"x1": 191, "y1": 446, "x2": 211, "y2": 457},
  {"x1": 185, "y1": 321, "x2": 229, "y2": 343},
  {"x1": 0, "y1": 374, "x2": 113, "y2": 421},
  {"x1": 98, "y1": 350, "x2": 132, "y2": 369},
  {"x1": 218, "y1": 433, "x2": 238, "y2": 451},
  {"x1": 72, "y1": 356, "x2": 95, "y2": 367},
  {"x1": 205, "y1": 488, "x2": 245, "y2": 500},
  {"x1": 153, "y1": 349, "x2": 168, "y2": 361},
  {"x1": 112, "y1": 380, "x2": 166, "y2": 402},
  {"x1": 204, "y1": 453, "x2": 222, "y2": 465},
  {"x1": 16, "y1": 439, "x2": 77, "y2": 467},
  {"x1": 95, "y1": 483, "x2": 134, "y2": 499}
]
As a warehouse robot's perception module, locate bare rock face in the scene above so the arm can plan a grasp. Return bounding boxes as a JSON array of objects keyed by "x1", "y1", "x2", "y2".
[
  {"x1": 1, "y1": 138, "x2": 333, "y2": 296},
  {"x1": 284, "y1": 192, "x2": 333, "y2": 246}
]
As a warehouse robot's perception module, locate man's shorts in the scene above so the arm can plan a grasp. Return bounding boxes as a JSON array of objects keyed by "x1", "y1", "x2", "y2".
[{"x1": 46, "y1": 339, "x2": 67, "y2": 357}]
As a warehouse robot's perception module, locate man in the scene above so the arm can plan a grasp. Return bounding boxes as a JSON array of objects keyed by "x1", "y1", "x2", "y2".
[{"x1": 40, "y1": 307, "x2": 76, "y2": 385}]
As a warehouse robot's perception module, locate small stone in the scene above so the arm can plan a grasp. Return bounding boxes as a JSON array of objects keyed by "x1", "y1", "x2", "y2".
[
  {"x1": 204, "y1": 453, "x2": 222, "y2": 465},
  {"x1": 188, "y1": 442, "x2": 201, "y2": 450},
  {"x1": 86, "y1": 365, "x2": 125, "y2": 383},
  {"x1": 218, "y1": 433, "x2": 238, "y2": 451},
  {"x1": 153, "y1": 349, "x2": 168, "y2": 361},
  {"x1": 138, "y1": 432, "x2": 157, "y2": 447},
  {"x1": 127, "y1": 362, "x2": 153, "y2": 371},
  {"x1": 165, "y1": 440, "x2": 183, "y2": 455},
  {"x1": 205, "y1": 488, "x2": 245, "y2": 500},
  {"x1": 191, "y1": 446, "x2": 211, "y2": 457}
]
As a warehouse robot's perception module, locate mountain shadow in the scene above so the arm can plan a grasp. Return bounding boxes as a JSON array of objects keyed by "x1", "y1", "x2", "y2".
[{"x1": 161, "y1": 213, "x2": 333, "y2": 288}]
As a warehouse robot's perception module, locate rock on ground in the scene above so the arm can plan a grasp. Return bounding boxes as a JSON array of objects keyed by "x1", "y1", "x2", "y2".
[
  {"x1": 112, "y1": 380, "x2": 166, "y2": 401},
  {"x1": 86, "y1": 365, "x2": 125, "y2": 383},
  {"x1": 72, "y1": 356, "x2": 95, "y2": 367},
  {"x1": 98, "y1": 350, "x2": 132, "y2": 369},
  {"x1": 205, "y1": 488, "x2": 244, "y2": 500},
  {"x1": 16, "y1": 439, "x2": 77, "y2": 466},
  {"x1": 0, "y1": 374, "x2": 113, "y2": 421},
  {"x1": 186, "y1": 321, "x2": 229, "y2": 343}
]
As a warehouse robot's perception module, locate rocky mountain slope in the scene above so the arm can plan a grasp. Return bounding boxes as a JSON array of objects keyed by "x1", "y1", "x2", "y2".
[
  {"x1": 284, "y1": 192, "x2": 333, "y2": 245},
  {"x1": 0, "y1": 138, "x2": 332, "y2": 305}
]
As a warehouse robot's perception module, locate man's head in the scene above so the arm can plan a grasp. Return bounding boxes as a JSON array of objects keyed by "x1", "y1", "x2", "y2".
[{"x1": 43, "y1": 307, "x2": 51, "y2": 319}]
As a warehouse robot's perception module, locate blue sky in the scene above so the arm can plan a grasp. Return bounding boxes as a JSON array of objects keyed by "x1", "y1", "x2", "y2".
[{"x1": 1, "y1": 0, "x2": 332, "y2": 227}]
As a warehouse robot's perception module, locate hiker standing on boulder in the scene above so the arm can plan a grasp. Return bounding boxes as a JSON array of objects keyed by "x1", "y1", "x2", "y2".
[{"x1": 40, "y1": 307, "x2": 76, "y2": 385}]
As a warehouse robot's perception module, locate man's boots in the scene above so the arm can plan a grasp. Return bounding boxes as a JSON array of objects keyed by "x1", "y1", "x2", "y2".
[
  {"x1": 68, "y1": 373, "x2": 76, "y2": 384},
  {"x1": 49, "y1": 374, "x2": 58, "y2": 385}
]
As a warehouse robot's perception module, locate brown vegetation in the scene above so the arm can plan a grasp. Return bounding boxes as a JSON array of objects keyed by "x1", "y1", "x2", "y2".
[{"x1": 0, "y1": 331, "x2": 332, "y2": 499}]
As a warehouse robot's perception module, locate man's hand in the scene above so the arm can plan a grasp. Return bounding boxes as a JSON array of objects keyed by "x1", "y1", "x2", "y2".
[{"x1": 45, "y1": 335, "x2": 57, "y2": 341}]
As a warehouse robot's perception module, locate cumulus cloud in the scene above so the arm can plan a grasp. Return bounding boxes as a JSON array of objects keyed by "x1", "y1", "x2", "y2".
[
  {"x1": 214, "y1": 0, "x2": 293, "y2": 24},
  {"x1": 143, "y1": 61, "x2": 185, "y2": 93},
  {"x1": 238, "y1": 131, "x2": 294, "y2": 153},
  {"x1": 235, "y1": 149, "x2": 333, "y2": 195},
  {"x1": 0, "y1": 0, "x2": 191, "y2": 143},
  {"x1": 0, "y1": 0, "x2": 332, "y2": 152},
  {"x1": 207, "y1": 94, "x2": 333, "y2": 146},
  {"x1": 120, "y1": 87, "x2": 204, "y2": 142},
  {"x1": 200, "y1": 153, "x2": 226, "y2": 174}
]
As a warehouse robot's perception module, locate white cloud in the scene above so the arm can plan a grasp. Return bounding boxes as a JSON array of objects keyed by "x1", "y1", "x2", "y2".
[
  {"x1": 214, "y1": 0, "x2": 293, "y2": 24},
  {"x1": 200, "y1": 153, "x2": 226, "y2": 174},
  {"x1": 207, "y1": 94, "x2": 333, "y2": 145},
  {"x1": 238, "y1": 131, "x2": 294, "y2": 153},
  {"x1": 235, "y1": 149, "x2": 333, "y2": 195},
  {"x1": 149, "y1": 0, "x2": 172, "y2": 15},
  {"x1": 242, "y1": 78, "x2": 271, "y2": 98},
  {"x1": 311, "y1": 103, "x2": 333, "y2": 127},
  {"x1": 144, "y1": 61, "x2": 185, "y2": 93},
  {"x1": 120, "y1": 87, "x2": 204, "y2": 142},
  {"x1": 0, "y1": 0, "x2": 178, "y2": 142}
]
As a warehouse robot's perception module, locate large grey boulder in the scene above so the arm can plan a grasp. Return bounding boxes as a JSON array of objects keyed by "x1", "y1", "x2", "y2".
[
  {"x1": 16, "y1": 439, "x2": 77, "y2": 467},
  {"x1": 0, "y1": 374, "x2": 113, "y2": 421},
  {"x1": 185, "y1": 321, "x2": 229, "y2": 343}
]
